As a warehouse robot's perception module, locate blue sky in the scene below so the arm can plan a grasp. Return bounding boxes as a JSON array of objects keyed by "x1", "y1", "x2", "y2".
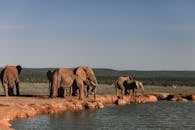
[{"x1": 0, "y1": 0, "x2": 195, "y2": 70}]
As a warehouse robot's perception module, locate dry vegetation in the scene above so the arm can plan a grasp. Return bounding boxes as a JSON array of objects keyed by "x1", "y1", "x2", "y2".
[{"x1": 0, "y1": 83, "x2": 195, "y2": 96}]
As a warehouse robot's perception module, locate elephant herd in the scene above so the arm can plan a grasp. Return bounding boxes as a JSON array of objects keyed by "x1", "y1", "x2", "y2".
[
  {"x1": 115, "y1": 76, "x2": 144, "y2": 97},
  {"x1": 0, "y1": 65, "x2": 144, "y2": 100}
]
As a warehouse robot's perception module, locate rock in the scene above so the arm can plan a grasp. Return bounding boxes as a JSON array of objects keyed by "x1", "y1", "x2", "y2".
[
  {"x1": 117, "y1": 99, "x2": 127, "y2": 105},
  {"x1": 152, "y1": 93, "x2": 170, "y2": 100},
  {"x1": 85, "y1": 102, "x2": 97, "y2": 109},
  {"x1": 101, "y1": 95, "x2": 117, "y2": 105},
  {"x1": 170, "y1": 95, "x2": 183, "y2": 101},
  {"x1": 191, "y1": 94, "x2": 195, "y2": 101},
  {"x1": 97, "y1": 101, "x2": 104, "y2": 109},
  {"x1": 180, "y1": 98, "x2": 188, "y2": 102},
  {"x1": 142, "y1": 95, "x2": 158, "y2": 103}
]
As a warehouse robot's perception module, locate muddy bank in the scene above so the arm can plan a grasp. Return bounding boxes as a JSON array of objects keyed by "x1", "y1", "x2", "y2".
[{"x1": 0, "y1": 93, "x2": 195, "y2": 130}]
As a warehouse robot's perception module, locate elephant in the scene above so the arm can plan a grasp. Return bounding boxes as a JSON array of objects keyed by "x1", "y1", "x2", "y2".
[
  {"x1": 73, "y1": 66, "x2": 98, "y2": 100},
  {"x1": 0, "y1": 65, "x2": 22, "y2": 96},
  {"x1": 47, "y1": 70, "x2": 68, "y2": 97},
  {"x1": 114, "y1": 76, "x2": 134, "y2": 97},
  {"x1": 47, "y1": 68, "x2": 84, "y2": 100},
  {"x1": 123, "y1": 80, "x2": 144, "y2": 96}
]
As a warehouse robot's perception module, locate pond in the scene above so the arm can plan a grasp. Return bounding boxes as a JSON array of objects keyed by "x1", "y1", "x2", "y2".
[{"x1": 12, "y1": 101, "x2": 195, "y2": 130}]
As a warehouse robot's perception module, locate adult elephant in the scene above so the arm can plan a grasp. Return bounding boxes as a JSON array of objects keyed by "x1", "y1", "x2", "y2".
[
  {"x1": 47, "y1": 70, "x2": 68, "y2": 97},
  {"x1": 123, "y1": 80, "x2": 144, "y2": 96},
  {"x1": 114, "y1": 76, "x2": 134, "y2": 97},
  {"x1": 0, "y1": 65, "x2": 22, "y2": 96},
  {"x1": 74, "y1": 66, "x2": 98, "y2": 100},
  {"x1": 47, "y1": 68, "x2": 84, "y2": 100}
]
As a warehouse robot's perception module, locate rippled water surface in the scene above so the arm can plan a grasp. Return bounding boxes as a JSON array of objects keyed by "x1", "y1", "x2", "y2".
[{"x1": 12, "y1": 101, "x2": 195, "y2": 130}]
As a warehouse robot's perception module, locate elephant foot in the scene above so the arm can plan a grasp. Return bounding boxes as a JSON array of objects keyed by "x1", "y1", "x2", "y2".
[
  {"x1": 79, "y1": 97, "x2": 83, "y2": 100},
  {"x1": 51, "y1": 95, "x2": 57, "y2": 98}
]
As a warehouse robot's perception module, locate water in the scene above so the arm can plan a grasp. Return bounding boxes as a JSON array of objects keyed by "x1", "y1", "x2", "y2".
[{"x1": 12, "y1": 101, "x2": 195, "y2": 130}]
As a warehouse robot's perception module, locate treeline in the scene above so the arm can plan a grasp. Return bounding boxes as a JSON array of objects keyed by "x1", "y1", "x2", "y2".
[
  {"x1": 97, "y1": 76, "x2": 195, "y2": 86},
  {"x1": 1, "y1": 68, "x2": 195, "y2": 86},
  {"x1": 95, "y1": 69, "x2": 195, "y2": 86}
]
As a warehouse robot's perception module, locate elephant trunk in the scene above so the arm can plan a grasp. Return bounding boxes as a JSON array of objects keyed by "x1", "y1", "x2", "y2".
[
  {"x1": 91, "y1": 81, "x2": 97, "y2": 91},
  {"x1": 90, "y1": 81, "x2": 97, "y2": 100}
]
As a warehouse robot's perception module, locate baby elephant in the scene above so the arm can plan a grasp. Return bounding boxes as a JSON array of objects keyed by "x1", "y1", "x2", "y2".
[{"x1": 123, "y1": 80, "x2": 144, "y2": 96}]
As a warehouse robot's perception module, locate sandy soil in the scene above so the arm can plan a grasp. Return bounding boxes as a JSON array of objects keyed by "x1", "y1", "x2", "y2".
[{"x1": 0, "y1": 83, "x2": 195, "y2": 130}]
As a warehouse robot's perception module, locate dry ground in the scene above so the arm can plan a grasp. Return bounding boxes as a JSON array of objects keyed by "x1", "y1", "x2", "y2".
[{"x1": 0, "y1": 83, "x2": 195, "y2": 96}]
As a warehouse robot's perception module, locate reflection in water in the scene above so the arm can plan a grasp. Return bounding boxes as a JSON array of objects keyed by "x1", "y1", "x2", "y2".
[{"x1": 12, "y1": 101, "x2": 195, "y2": 130}]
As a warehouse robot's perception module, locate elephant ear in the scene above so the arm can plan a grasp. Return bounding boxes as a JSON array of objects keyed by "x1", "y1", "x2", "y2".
[
  {"x1": 83, "y1": 66, "x2": 94, "y2": 76},
  {"x1": 83, "y1": 66, "x2": 97, "y2": 83},
  {"x1": 75, "y1": 67, "x2": 87, "y2": 81},
  {"x1": 16, "y1": 65, "x2": 22, "y2": 74}
]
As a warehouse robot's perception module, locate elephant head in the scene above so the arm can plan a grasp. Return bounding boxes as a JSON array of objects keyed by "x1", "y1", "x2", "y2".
[
  {"x1": 0, "y1": 65, "x2": 22, "y2": 96},
  {"x1": 74, "y1": 66, "x2": 98, "y2": 100}
]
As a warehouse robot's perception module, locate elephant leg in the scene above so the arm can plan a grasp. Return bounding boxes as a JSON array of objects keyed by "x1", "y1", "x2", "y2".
[
  {"x1": 135, "y1": 89, "x2": 137, "y2": 96},
  {"x1": 129, "y1": 89, "x2": 132, "y2": 96},
  {"x1": 84, "y1": 87, "x2": 86, "y2": 97},
  {"x1": 70, "y1": 87, "x2": 72, "y2": 96},
  {"x1": 3, "y1": 84, "x2": 9, "y2": 96},
  {"x1": 84, "y1": 86, "x2": 88, "y2": 97},
  {"x1": 63, "y1": 88, "x2": 66, "y2": 98},
  {"x1": 49, "y1": 82, "x2": 52, "y2": 97},
  {"x1": 71, "y1": 83, "x2": 76, "y2": 96},
  {"x1": 127, "y1": 89, "x2": 130, "y2": 95},
  {"x1": 8, "y1": 87, "x2": 14, "y2": 96},
  {"x1": 78, "y1": 84, "x2": 84, "y2": 100},
  {"x1": 52, "y1": 87, "x2": 57, "y2": 98},
  {"x1": 16, "y1": 82, "x2": 20, "y2": 96},
  {"x1": 133, "y1": 89, "x2": 135, "y2": 96},
  {"x1": 121, "y1": 87, "x2": 125, "y2": 98},
  {"x1": 86, "y1": 85, "x2": 90, "y2": 97},
  {"x1": 78, "y1": 89, "x2": 81, "y2": 100},
  {"x1": 124, "y1": 87, "x2": 128, "y2": 95},
  {"x1": 93, "y1": 88, "x2": 96, "y2": 101},
  {"x1": 115, "y1": 87, "x2": 118, "y2": 97}
]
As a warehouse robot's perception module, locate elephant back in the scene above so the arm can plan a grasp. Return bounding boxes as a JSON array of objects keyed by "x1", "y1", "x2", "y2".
[{"x1": 2, "y1": 66, "x2": 20, "y2": 85}]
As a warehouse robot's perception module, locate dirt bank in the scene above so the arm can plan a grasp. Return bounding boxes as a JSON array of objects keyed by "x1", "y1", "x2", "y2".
[
  {"x1": 0, "y1": 94, "x2": 153, "y2": 129},
  {"x1": 0, "y1": 93, "x2": 195, "y2": 130}
]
